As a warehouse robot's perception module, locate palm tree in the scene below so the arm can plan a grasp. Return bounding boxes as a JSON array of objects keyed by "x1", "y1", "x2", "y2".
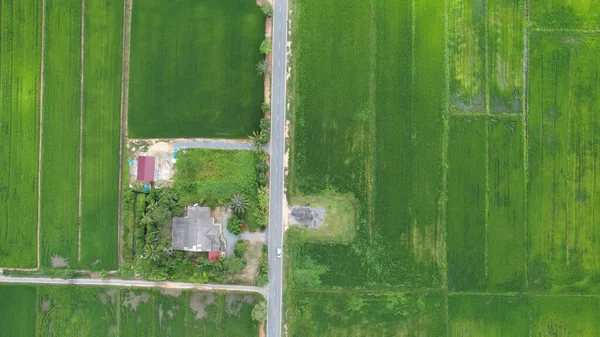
[
  {"x1": 143, "y1": 244, "x2": 161, "y2": 263},
  {"x1": 230, "y1": 194, "x2": 250, "y2": 214},
  {"x1": 256, "y1": 59, "x2": 267, "y2": 76},
  {"x1": 140, "y1": 214, "x2": 154, "y2": 227}
]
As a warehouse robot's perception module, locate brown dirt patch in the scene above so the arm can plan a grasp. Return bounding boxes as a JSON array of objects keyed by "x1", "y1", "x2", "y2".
[
  {"x1": 228, "y1": 242, "x2": 263, "y2": 285},
  {"x1": 260, "y1": 321, "x2": 266, "y2": 337},
  {"x1": 160, "y1": 289, "x2": 182, "y2": 297},
  {"x1": 122, "y1": 291, "x2": 150, "y2": 311},
  {"x1": 98, "y1": 288, "x2": 117, "y2": 305},
  {"x1": 189, "y1": 292, "x2": 215, "y2": 320},
  {"x1": 40, "y1": 299, "x2": 51, "y2": 312},
  {"x1": 50, "y1": 255, "x2": 69, "y2": 268}
]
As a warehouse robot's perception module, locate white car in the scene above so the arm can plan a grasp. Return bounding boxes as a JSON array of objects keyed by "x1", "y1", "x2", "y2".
[{"x1": 276, "y1": 248, "x2": 282, "y2": 258}]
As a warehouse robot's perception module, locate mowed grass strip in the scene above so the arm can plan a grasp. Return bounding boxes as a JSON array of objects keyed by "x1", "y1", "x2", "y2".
[
  {"x1": 0, "y1": 285, "x2": 36, "y2": 337},
  {"x1": 486, "y1": 118, "x2": 526, "y2": 292},
  {"x1": 530, "y1": 0, "x2": 600, "y2": 30},
  {"x1": 448, "y1": 0, "x2": 487, "y2": 113},
  {"x1": 447, "y1": 117, "x2": 487, "y2": 291},
  {"x1": 128, "y1": 0, "x2": 264, "y2": 138},
  {"x1": 487, "y1": 0, "x2": 524, "y2": 114},
  {"x1": 40, "y1": 0, "x2": 81, "y2": 267},
  {"x1": 0, "y1": 0, "x2": 42, "y2": 268},
  {"x1": 80, "y1": 0, "x2": 122, "y2": 270},
  {"x1": 528, "y1": 33, "x2": 600, "y2": 293}
]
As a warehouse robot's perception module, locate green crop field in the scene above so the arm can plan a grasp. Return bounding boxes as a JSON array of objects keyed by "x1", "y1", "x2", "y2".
[
  {"x1": 448, "y1": 0, "x2": 524, "y2": 114},
  {"x1": 0, "y1": 0, "x2": 42, "y2": 268},
  {"x1": 528, "y1": 33, "x2": 600, "y2": 294},
  {"x1": 288, "y1": 0, "x2": 600, "y2": 335},
  {"x1": 0, "y1": 284, "x2": 261, "y2": 337},
  {"x1": 80, "y1": 0, "x2": 123, "y2": 270},
  {"x1": 40, "y1": 0, "x2": 82, "y2": 267},
  {"x1": 531, "y1": 0, "x2": 600, "y2": 30},
  {"x1": 128, "y1": 0, "x2": 265, "y2": 138}
]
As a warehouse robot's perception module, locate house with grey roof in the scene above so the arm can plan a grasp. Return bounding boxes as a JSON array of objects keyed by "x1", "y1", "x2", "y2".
[{"x1": 171, "y1": 205, "x2": 222, "y2": 252}]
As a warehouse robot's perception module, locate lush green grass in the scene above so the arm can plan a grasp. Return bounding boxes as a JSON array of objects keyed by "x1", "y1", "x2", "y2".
[
  {"x1": 0, "y1": 285, "x2": 36, "y2": 337},
  {"x1": 288, "y1": 290, "x2": 446, "y2": 336},
  {"x1": 120, "y1": 290, "x2": 157, "y2": 336},
  {"x1": 487, "y1": 118, "x2": 526, "y2": 291},
  {"x1": 530, "y1": 296, "x2": 600, "y2": 335},
  {"x1": 0, "y1": 0, "x2": 42, "y2": 268},
  {"x1": 487, "y1": 0, "x2": 524, "y2": 114},
  {"x1": 447, "y1": 117, "x2": 487, "y2": 291},
  {"x1": 40, "y1": 0, "x2": 82, "y2": 267},
  {"x1": 527, "y1": 33, "x2": 600, "y2": 293},
  {"x1": 448, "y1": 0, "x2": 487, "y2": 113},
  {"x1": 128, "y1": 0, "x2": 264, "y2": 138},
  {"x1": 531, "y1": 0, "x2": 600, "y2": 30},
  {"x1": 80, "y1": 0, "x2": 122, "y2": 270},
  {"x1": 174, "y1": 149, "x2": 256, "y2": 204}
]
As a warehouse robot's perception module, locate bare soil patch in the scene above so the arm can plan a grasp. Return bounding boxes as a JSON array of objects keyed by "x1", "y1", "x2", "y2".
[
  {"x1": 50, "y1": 256, "x2": 69, "y2": 268},
  {"x1": 98, "y1": 288, "x2": 117, "y2": 305},
  {"x1": 122, "y1": 291, "x2": 150, "y2": 311},
  {"x1": 189, "y1": 292, "x2": 215, "y2": 320},
  {"x1": 40, "y1": 299, "x2": 51, "y2": 312},
  {"x1": 160, "y1": 289, "x2": 182, "y2": 297}
]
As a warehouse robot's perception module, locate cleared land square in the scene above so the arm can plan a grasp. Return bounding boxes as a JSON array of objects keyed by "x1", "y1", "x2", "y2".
[
  {"x1": 0, "y1": 0, "x2": 43, "y2": 268},
  {"x1": 128, "y1": 0, "x2": 265, "y2": 138}
]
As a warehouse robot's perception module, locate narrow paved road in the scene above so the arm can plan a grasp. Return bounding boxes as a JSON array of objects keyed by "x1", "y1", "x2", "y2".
[
  {"x1": 267, "y1": 0, "x2": 289, "y2": 335},
  {"x1": 0, "y1": 276, "x2": 266, "y2": 296}
]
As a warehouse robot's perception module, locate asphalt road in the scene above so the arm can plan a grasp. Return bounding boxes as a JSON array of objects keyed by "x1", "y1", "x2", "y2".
[
  {"x1": 0, "y1": 276, "x2": 266, "y2": 295},
  {"x1": 267, "y1": 0, "x2": 289, "y2": 335}
]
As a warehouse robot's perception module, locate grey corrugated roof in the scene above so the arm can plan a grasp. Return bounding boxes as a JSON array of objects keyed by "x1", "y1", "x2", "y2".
[{"x1": 171, "y1": 206, "x2": 221, "y2": 252}]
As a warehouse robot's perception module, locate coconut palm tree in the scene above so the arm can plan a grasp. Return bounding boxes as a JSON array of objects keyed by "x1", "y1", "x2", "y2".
[
  {"x1": 140, "y1": 214, "x2": 154, "y2": 227},
  {"x1": 256, "y1": 59, "x2": 267, "y2": 76},
  {"x1": 143, "y1": 244, "x2": 161, "y2": 263},
  {"x1": 230, "y1": 194, "x2": 250, "y2": 214}
]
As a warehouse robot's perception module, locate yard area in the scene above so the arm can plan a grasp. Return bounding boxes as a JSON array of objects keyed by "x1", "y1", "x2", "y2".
[{"x1": 128, "y1": 0, "x2": 265, "y2": 138}]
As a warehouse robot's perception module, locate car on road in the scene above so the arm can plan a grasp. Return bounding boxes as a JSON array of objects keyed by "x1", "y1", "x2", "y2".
[{"x1": 276, "y1": 248, "x2": 282, "y2": 258}]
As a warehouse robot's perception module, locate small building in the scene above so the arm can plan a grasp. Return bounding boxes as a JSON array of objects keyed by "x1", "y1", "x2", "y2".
[
  {"x1": 171, "y1": 205, "x2": 222, "y2": 253},
  {"x1": 137, "y1": 156, "x2": 156, "y2": 182}
]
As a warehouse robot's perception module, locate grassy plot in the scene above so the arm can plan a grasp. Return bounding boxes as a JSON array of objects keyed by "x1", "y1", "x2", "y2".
[
  {"x1": 128, "y1": 0, "x2": 264, "y2": 138},
  {"x1": 0, "y1": 0, "x2": 42, "y2": 268},
  {"x1": 449, "y1": 295, "x2": 529, "y2": 337},
  {"x1": 486, "y1": 118, "x2": 526, "y2": 292},
  {"x1": 0, "y1": 285, "x2": 36, "y2": 337},
  {"x1": 120, "y1": 290, "x2": 157, "y2": 336},
  {"x1": 487, "y1": 0, "x2": 524, "y2": 114},
  {"x1": 448, "y1": 0, "x2": 487, "y2": 113},
  {"x1": 531, "y1": 0, "x2": 600, "y2": 30},
  {"x1": 528, "y1": 33, "x2": 600, "y2": 293},
  {"x1": 37, "y1": 286, "x2": 118, "y2": 337},
  {"x1": 447, "y1": 117, "x2": 487, "y2": 291},
  {"x1": 40, "y1": 0, "x2": 82, "y2": 267},
  {"x1": 174, "y1": 149, "x2": 256, "y2": 205},
  {"x1": 288, "y1": 290, "x2": 446, "y2": 337},
  {"x1": 80, "y1": 0, "x2": 122, "y2": 270}
]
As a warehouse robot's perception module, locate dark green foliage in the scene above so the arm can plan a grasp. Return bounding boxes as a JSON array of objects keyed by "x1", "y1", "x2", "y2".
[
  {"x1": 231, "y1": 193, "x2": 250, "y2": 214},
  {"x1": 260, "y1": 39, "x2": 272, "y2": 54},
  {"x1": 256, "y1": 59, "x2": 267, "y2": 76},
  {"x1": 260, "y1": 2, "x2": 273, "y2": 16},
  {"x1": 261, "y1": 102, "x2": 271, "y2": 112},
  {"x1": 128, "y1": 0, "x2": 265, "y2": 138},
  {"x1": 252, "y1": 301, "x2": 267, "y2": 322},
  {"x1": 228, "y1": 215, "x2": 244, "y2": 236},
  {"x1": 234, "y1": 241, "x2": 247, "y2": 258}
]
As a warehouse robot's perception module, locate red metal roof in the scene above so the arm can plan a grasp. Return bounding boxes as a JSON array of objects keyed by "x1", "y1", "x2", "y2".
[
  {"x1": 137, "y1": 156, "x2": 156, "y2": 182},
  {"x1": 208, "y1": 251, "x2": 220, "y2": 262}
]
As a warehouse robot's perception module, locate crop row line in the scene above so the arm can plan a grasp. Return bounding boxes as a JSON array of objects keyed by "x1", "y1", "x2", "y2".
[
  {"x1": 442, "y1": 0, "x2": 451, "y2": 335},
  {"x1": 522, "y1": 0, "x2": 530, "y2": 292},
  {"x1": 78, "y1": 0, "x2": 87, "y2": 263},
  {"x1": 531, "y1": 27, "x2": 600, "y2": 34},
  {"x1": 450, "y1": 112, "x2": 521, "y2": 119}
]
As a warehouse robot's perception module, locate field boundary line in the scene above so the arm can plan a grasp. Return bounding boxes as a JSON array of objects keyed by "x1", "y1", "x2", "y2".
[
  {"x1": 522, "y1": 0, "x2": 530, "y2": 291},
  {"x1": 442, "y1": 0, "x2": 450, "y2": 333},
  {"x1": 365, "y1": 0, "x2": 377, "y2": 244},
  {"x1": 484, "y1": 0, "x2": 490, "y2": 115},
  {"x1": 531, "y1": 27, "x2": 600, "y2": 34},
  {"x1": 118, "y1": 0, "x2": 134, "y2": 267},
  {"x1": 449, "y1": 291, "x2": 600, "y2": 298},
  {"x1": 565, "y1": 50, "x2": 573, "y2": 264},
  {"x1": 77, "y1": 0, "x2": 86, "y2": 263},
  {"x1": 294, "y1": 287, "x2": 445, "y2": 294},
  {"x1": 450, "y1": 112, "x2": 521, "y2": 119},
  {"x1": 484, "y1": 114, "x2": 489, "y2": 282},
  {"x1": 36, "y1": 0, "x2": 48, "y2": 271}
]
